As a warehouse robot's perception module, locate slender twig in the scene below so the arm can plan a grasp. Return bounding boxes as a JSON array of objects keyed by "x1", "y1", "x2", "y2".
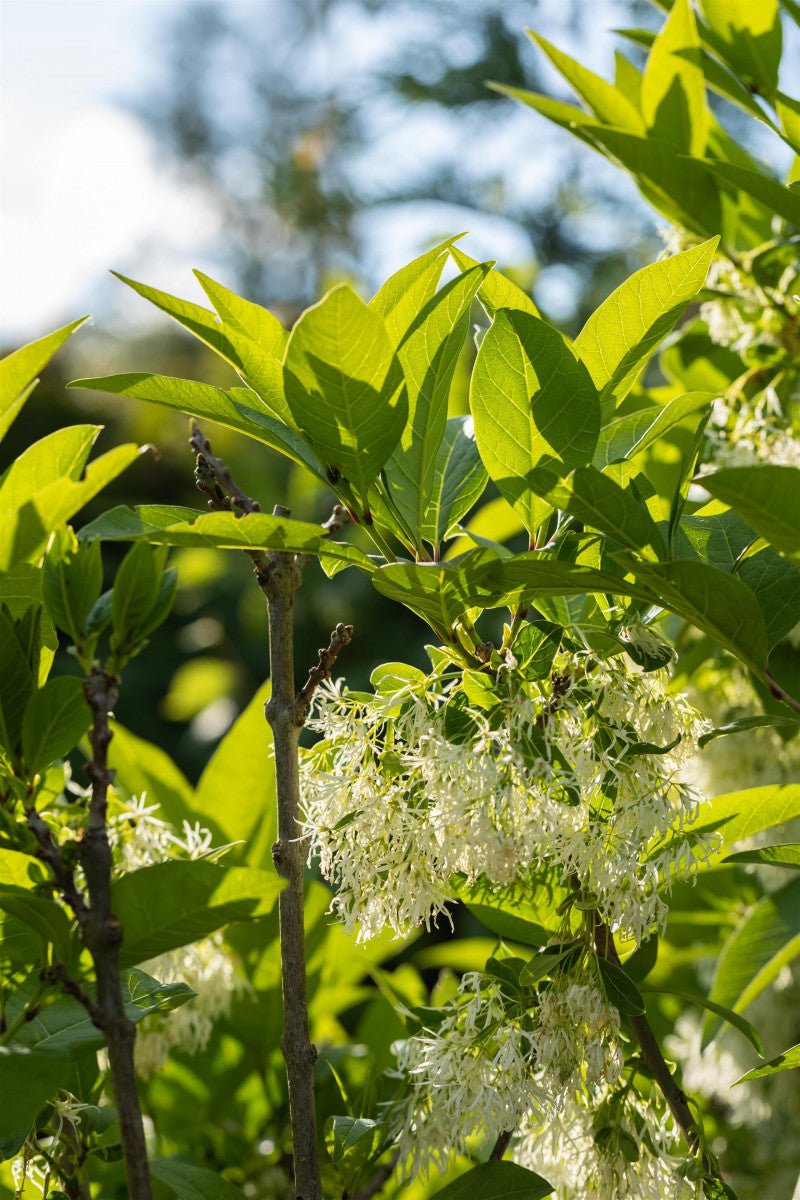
[
  {"x1": 189, "y1": 426, "x2": 343, "y2": 1199},
  {"x1": 24, "y1": 807, "x2": 87, "y2": 925},
  {"x1": 293, "y1": 622, "x2": 353, "y2": 722},
  {"x1": 78, "y1": 667, "x2": 153, "y2": 1200},
  {"x1": 489, "y1": 1130, "x2": 512, "y2": 1161},
  {"x1": 592, "y1": 913, "x2": 718, "y2": 1177}
]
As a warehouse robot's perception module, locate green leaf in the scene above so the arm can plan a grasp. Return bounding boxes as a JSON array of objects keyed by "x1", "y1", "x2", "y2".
[
  {"x1": 68, "y1": 372, "x2": 323, "y2": 481},
  {"x1": 193, "y1": 270, "x2": 287, "y2": 358},
  {"x1": 456, "y1": 876, "x2": 569, "y2": 947},
  {"x1": 283, "y1": 283, "x2": 407, "y2": 512},
  {"x1": 111, "y1": 541, "x2": 168, "y2": 653},
  {"x1": 0, "y1": 890, "x2": 73, "y2": 959},
  {"x1": 383, "y1": 264, "x2": 489, "y2": 543},
  {"x1": 22, "y1": 677, "x2": 91, "y2": 775},
  {"x1": 421, "y1": 416, "x2": 488, "y2": 549},
  {"x1": 0, "y1": 443, "x2": 140, "y2": 571},
  {"x1": 700, "y1": 715, "x2": 800, "y2": 748},
  {"x1": 429, "y1": 1160, "x2": 554, "y2": 1199},
  {"x1": 0, "y1": 604, "x2": 39, "y2": 758},
  {"x1": 371, "y1": 549, "x2": 500, "y2": 633},
  {"x1": 597, "y1": 956, "x2": 645, "y2": 1015},
  {"x1": 724, "y1": 845, "x2": 800, "y2": 871},
  {"x1": 191, "y1": 681, "x2": 276, "y2": 868},
  {"x1": 0, "y1": 1045, "x2": 72, "y2": 1138},
  {"x1": 10, "y1": 968, "x2": 193, "y2": 1057},
  {"x1": 699, "y1": 785, "x2": 800, "y2": 857},
  {"x1": 476, "y1": 553, "x2": 656, "y2": 613},
  {"x1": 698, "y1": 0, "x2": 782, "y2": 101},
  {"x1": 43, "y1": 526, "x2": 103, "y2": 643},
  {"x1": 641, "y1": 0, "x2": 709, "y2": 154},
  {"x1": 776, "y1": 92, "x2": 800, "y2": 154},
  {"x1": 370, "y1": 236, "x2": 456, "y2": 345},
  {"x1": 701, "y1": 466, "x2": 800, "y2": 561},
  {"x1": 150, "y1": 1159, "x2": 245, "y2": 1199},
  {"x1": 575, "y1": 241, "x2": 718, "y2": 419},
  {"x1": 110, "y1": 272, "x2": 243, "y2": 362},
  {"x1": 0, "y1": 849, "x2": 41, "y2": 889},
  {"x1": 78, "y1": 506, "x2": 374, "y2": 571},
  {"x1": 513, "y1": 618, "x2": 562, "y2": 679},
  {"x1": 0, "y1": 424, "x2": 98, "y2": 514},
  {"x1": 734, "y1": 1042, "x2": 800, "y2": 1085},
  {"x1": 529, "y1": 32, "x2": 644, "y2": 131},
  {"x1": 585, "y1": 126, "x2": 722, "y2": 237},
  {"x1": 614, "y1": 556, "x2": 768, "y2": 674},
  {"x1": 530, "y1": 467, "x2": 666, "y2": 558},
  {"x1": 640, "y1": 985, "x2": 763, "y2": 1054},
  {"x1": 0, "y1": 318, "x2": 88, "y2": 444},
  {"x1": 707, "y1": 876, "x2": 800, "y2": 1039},
  {"x1": 593, "y1": 392, "x2": 714, "y2": 469},
  {"x1": 471, "y1": 309, "x2": 600, "y2": 534},
  {"x1": 111, "y1": 859, "x2": 285, "y2": 968},
  {"x1": 694, "y1": 159, "x2": 800, "y2": 228},
  {"x1": 450, "y1": 248, "x2": 539, "y2": 318}
]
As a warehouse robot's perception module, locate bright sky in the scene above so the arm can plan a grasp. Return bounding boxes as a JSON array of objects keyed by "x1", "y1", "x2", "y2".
[{"x1": 1, "y1": 0, "x2": 222, "y2": 343}]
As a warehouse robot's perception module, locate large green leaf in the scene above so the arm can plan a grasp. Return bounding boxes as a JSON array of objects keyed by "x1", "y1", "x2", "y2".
[
  {"x1": 22, "y1": 676, "x2": 91, "y2": 776},
  {"x1": 0, "y1": 1045, "x2": 72, "y2": 1138},
  {"x1": 0, "y1": 564, "x2": 57, "y2": 684},
  {"x1": 530, "y1": 466, "x2": 666, "y2": 558},
  {"x1": 384, "y1": 264, "x2": 489, "y2": 543},
  {"x1": 10, "y1": 968, "x2": 193, "y2": 1057},
  {"x1": 707, "y1": 876, "x2": 800, "y2": 1039},
  {"x1": 430, "y1": 1161, "x2": 553, "y2": 1200},
  {"x1": 471, "y1": 309, "x2": 600, "y2": 534},
  {"x1": 0, "y1": 890, "x2": 73, "y2": 959},
  {"x1": 593, "y1": 392, "x2": 714, "y2": 468},
  {"x1": 78, "y1": 505, "x2": 374, "y2": 571},
  {"x1": 574, "y1": 240, "x2": 718, "y2": 419},
  {"x1": 112, "y1": 859, "x2": 285, "y2": 967},
  {"x1": 725, "y1": 844, "x2": 800, "y2": 871},
  {"x1": 529, "y1": 32, "x2": 644, "y2": 131},
  {"x1": 283, "y1": 283, "x2": 407, "y2": 511},
  {"x1": 421, "y1": 416, "x2": 488, "y2": 549},
  {"x1": 151, "y1": 1159, "x2": 245, "y2": 1199},
  {"x1": 641, "y1": 0, "x2": 708, "y2": 154},
  {"x1": 699, "y1": 0, "x2": 782, "y2": 101},
  {"x1": 191, "y1": 681, "x2": 276, "y2": 868},
  {"x1": 675, "y1": 503, "x2": 800, "y2": 647},
  {"x1": 450, "y1": 248, "x2": 539, "y2": 319},
  {"x1": 68, "y1": 372, "x2": 323, "y2": 480},
  {"x1": 693, "y1": 159, "x2": 800, "y2": 228},
  {"x1": 476, "y1": 553, "x2": 656, "y2": 612},
  {"x1": 194, "y1": 270, "x2": 287, "y2": 358},
  {"x1": 615, "y1": 556, "x2": 768, "y2": 674},
  {"x1": 586, "y1": 126, "x2": 722, "y2": 237},
  {"x1": 701, "y1": 466, "x2": 800, "y2": 561},
  {"x1": 697, "y1": 785, "x2": 800, "y2": 856},
  {"x1": 0, "y1": 318, "x2": 88, "y2": 444},
  {"x1": 111, "y1": 272, "x2": 242, "y2": 362},
  {"x1": 369, "y1": 237, "x2": 456, "y2": 345},
  {"x1": 0, "y1": 605, "x2": 39, "y2": 757},
  {"x1": 0, "y1": 425, "x2": 98, "y2": 513},
  {"x1": 0, "y1": 444, "x2": 140, "y2": 571},
  {"x1": 372, "y1": 549, "x2": 501, "y2": 633}
]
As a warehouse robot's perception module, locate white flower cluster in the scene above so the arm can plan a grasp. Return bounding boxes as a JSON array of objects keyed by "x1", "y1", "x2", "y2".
[
  {"x1": 390, "y1": 971, "x2": 549, "y2": 1177},
  {"x1": 705, "y1": 388, "x2": 800, "y2": 471},
  {"x1": 302, "y1": 650, "x2": 711, "y2": 946},
  {"x1": 108, "y1": 796, "x2": 246, "y2": 1074},
  {"x1": 699, "y1": 256, "x2": 797, "y2": 358},
  {"x1": 135, "y1": 932, "x2": 247, "y2": 1077},
  {"x1": 532, "y1": 980, "x2": 622, "y2": 1098},
  {"x1": 513, "y1": 1088, "x2": 691, "y2": 1200}
]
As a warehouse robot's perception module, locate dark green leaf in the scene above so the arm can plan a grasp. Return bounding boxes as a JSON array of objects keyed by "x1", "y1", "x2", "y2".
[
  {"x1": 430, "y1": 1160, "x2": 554, "y2": 1199},
  {"x1": 724, "y1": 844, "x2": 800, "y2": 871},
  {"x1": 22, "y1": 677, "x2": 91, "y2": 775},
  {"x1": 640, "y1": 985, "x2": 763, "y2": 1054},
  {"x1": 597, "y1": 957, "x2": 645, "y2": 1015},
  {"x1": 733, "y1": 1042, "x2": 800, "y2": 1085},
  {"x1": 150, "y1": 1158, "x2": 245, "y2": 1199},
  {"x1": 471, "y1": 309, "x2": 600, "y2": 535}
]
